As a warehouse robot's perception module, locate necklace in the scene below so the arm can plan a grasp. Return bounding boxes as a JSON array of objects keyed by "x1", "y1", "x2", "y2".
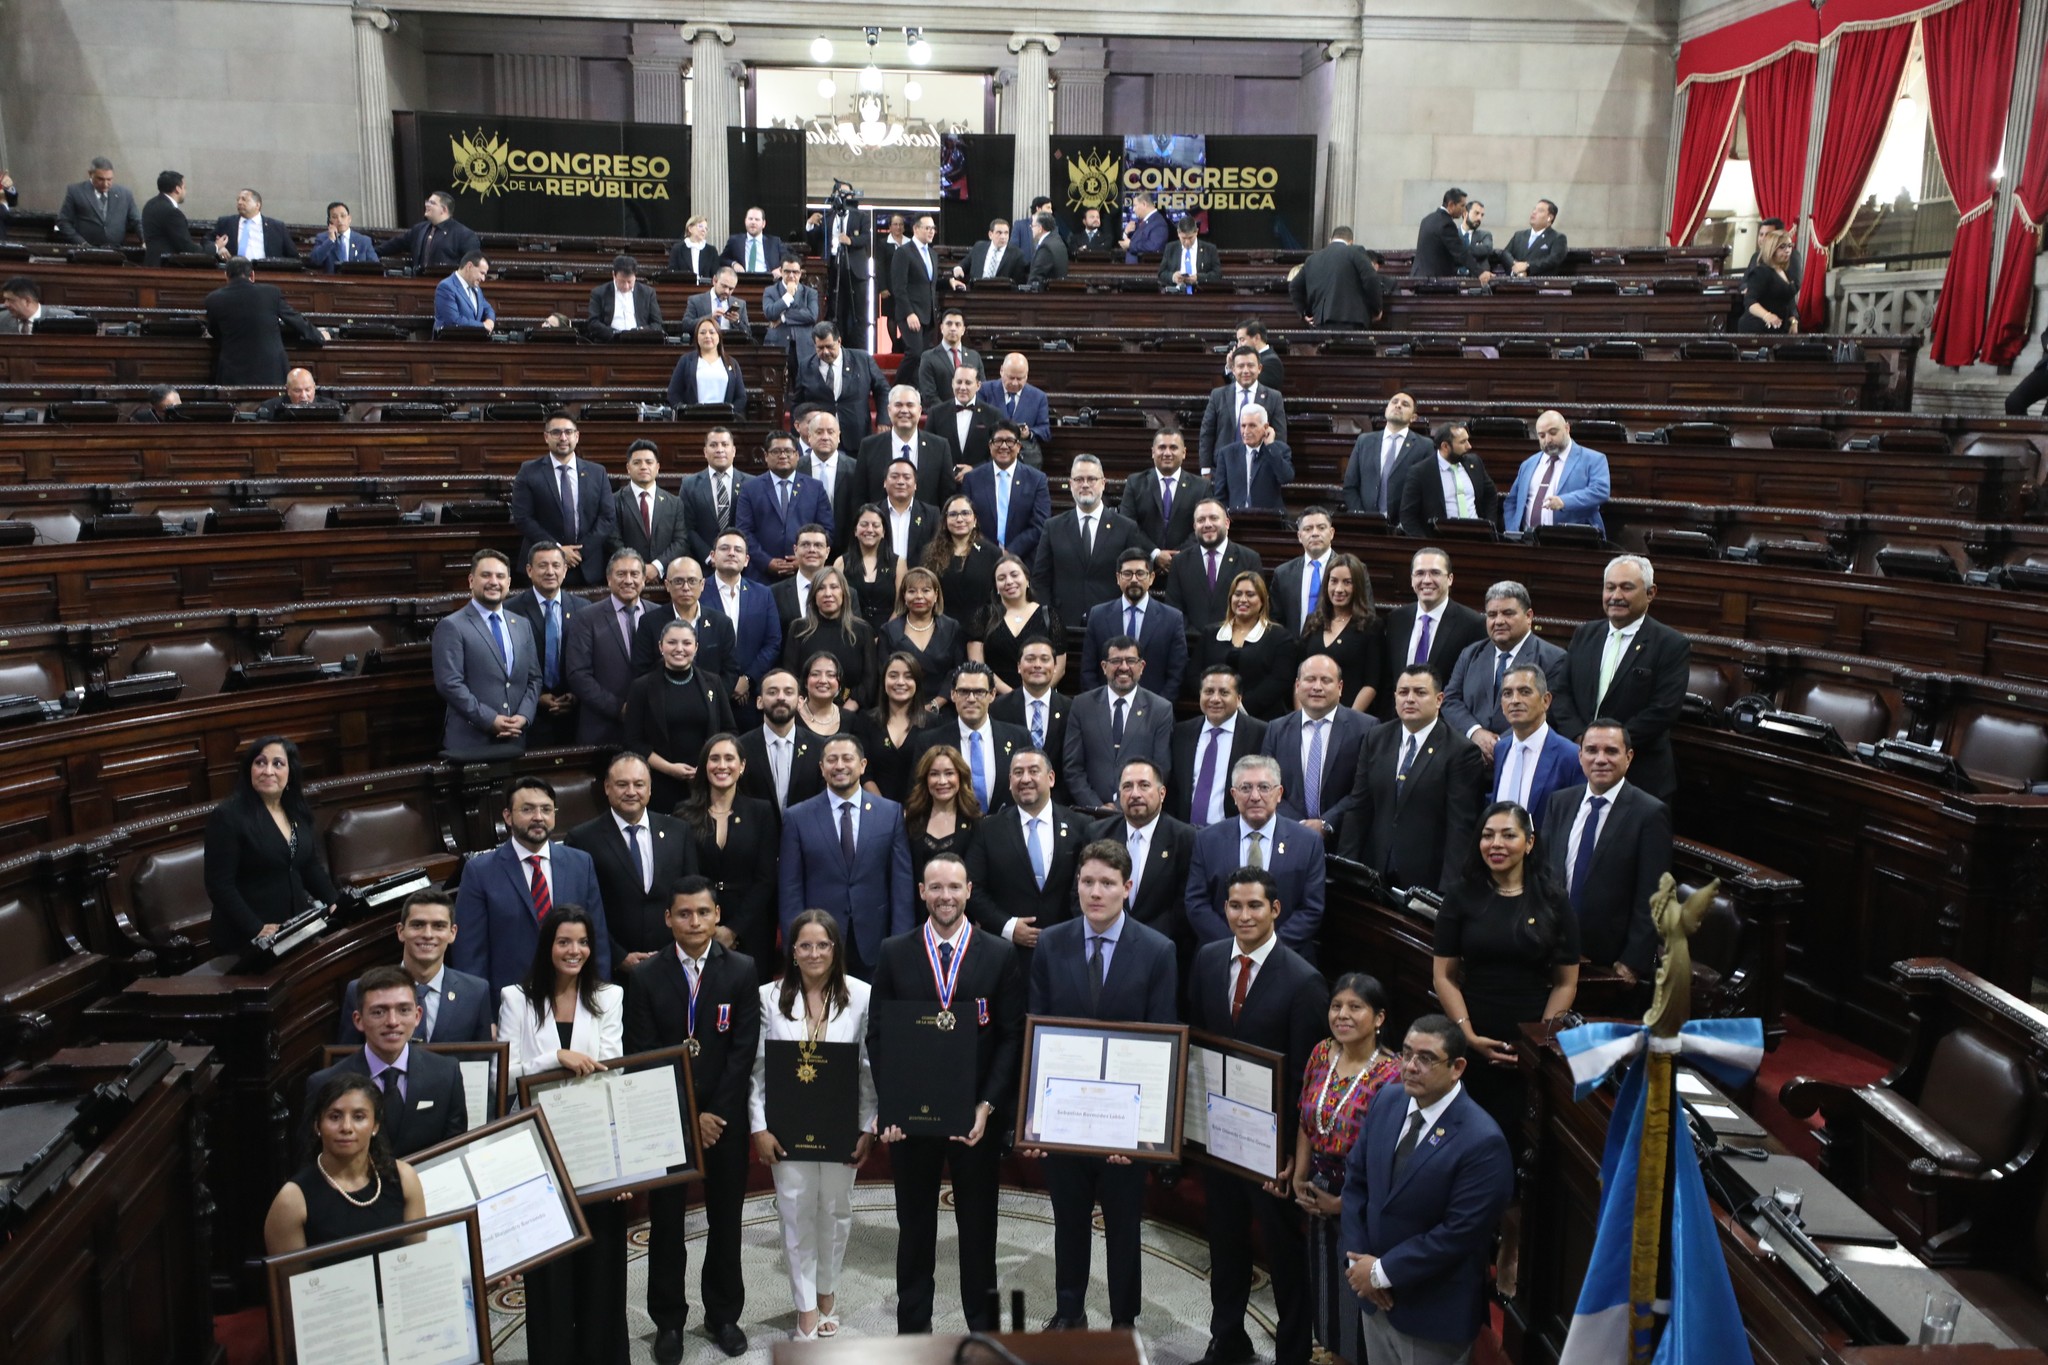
[
  {"x1": 315, "y1": 1152, "x2": 382, "y2": 1208},
  {"x1": 1310, "y1": 1042, "x2": 1386, "y2": 1138},
  {"x1": 802, "y1": 991, "x2": 827, "y2": 1043}
]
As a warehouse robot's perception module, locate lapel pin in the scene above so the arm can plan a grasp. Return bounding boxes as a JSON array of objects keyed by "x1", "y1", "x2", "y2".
[{"x1": 1278, "y1": 842, "x2": 1286, "y2": 855}]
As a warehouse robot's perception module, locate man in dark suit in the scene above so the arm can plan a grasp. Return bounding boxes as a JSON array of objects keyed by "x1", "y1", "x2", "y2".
[
  {"x1": 1091, "y1": 759, "x2": 1198, "y2": 966},
  {"x1": 55, "y1": 157, "x2": 142, "y2": 246},
  {"x1": 389, "y1": 192, "x2": 481, "y2": 273},
  {"x1": 792, "y1": 323, "x2": 893, "y2": 443},
  {"x1": 1033, "y1": 456, "x2": 1154, "y2": 631},
  {"x1": 1200, "y1": 347, "x2": 1289, "y2": 466},
  {"x1": 992, "y1": 639, "x2": 1070, "y2": 796},
  {"x1": 951, "y1": 217, "x2": 1027, "y2": 288},
  {"x1": 0, "y1": 170, "x2": 12, "y2": 242},
  {"x1": 1398, "y1": 421, "x2": 1499, "y2": 537},
  {"x1": 680, "y1": 266, "x2": 752, "y2": 335},
  {"x1": 565, "y1": 753, "x2": 699, "y2": 974},
  {"x1": 1341, "y1": 1015, "x2": 1515, "y2": 1365},
  {"x1": 1161, "y1": 498, "x2": 1263, "y2": 634},
  {"x1": 335, "y1": 890, "x2": 495, "y2": 1046},
  {"x1": 631, "y1": 559, "x2": 735, "y2": 689},
  {"x1": 202, "y1": 257, "x2": 324, "y2": 385},
  {"x1": 1172, "y1": 667, "x2": 1269, "y2": 826},
  {"x1": 607, "y1": 440, "x2": 690, "y2": 582},
  {"x1": 779, "y1": 734, "x2": 914, "y2": 978},
  {"x1": 511, "y1": 414, "x2": 618, "y2": 587},
  {"x1": 1269, "y1": 506, "x2": 1336, "y2": 634},
  {"x1": 1119, "y1": 192, "x2": 1169, "y2": 263},
  {"x1": 1064, "y1": 638, "x2": 1175, "y2": 812},
  {"x1": 1183, "y1": 756, "x2": 1326, "y2": 957},
  {"x1": 870, "y1": 853, "x2": 1026, "y2": 1334},
  {"x1": 856, "y1": 385, "x2": 955, "y2": 509},
  {"x1": 909, "y1": 662, "x2": 1032, "y2": 815},
  {"x1": 586, "y1": 254, "x2": 662, "y2": 339},
  {"x1": 211, "y1": 187, "x2": 298, "y2": 261},
  {"x1": 965, "y1": 747, "x2": 1085, "y2": 967},
  {"x1": 1081, "y1": 547, "x2": 1189, "y2": 701},
  {"x1": 737, "y1": 670, "x2": 825, "y2": 811},
  {"x1": 1498, "y1": 198, "x2": 1569, "y2": 276},
  {"x1": 563, "y1": 550, "x2": 649, "y2": 746},
  {"x1": 450, "y1": 776, "x2": 611, "y2": 993},
  {"x1": 877, "y1": 462, "x2": 942, "y2": 568},
  {"x1": 1233, "y1": 320, "x2": 1286, "y2": 390},
  {"x1": 914, "y1": 308, "x2": 986, "y2": 406},
  {"x1": 1119, "y1": 428, "x2": 1208, "y2": 564},
  {"x1": 703, "y1": 530, "x2": 783, "y2": 701},
  {"x1": 889, "y1": 213, "x2": 941, "y2": 364},
  {"x1": 796, "y1": 409, "x2": 861, "y2": 557},
  {"x1": 1462, "y1": 199, "x2": 1496, "y2": 269},
  {"x1": 680, "y1": 428, "x2": 749, "y2": 567},
  {"x1": 1023, "y1": 213, "x2": 1071, "y2": 288},
  {"x1": 307, "y1": 966, "x2": 469, "y2": 1156},
  {"x1": 761, "y1": 255, "x2": 819, "y2": 366},
  {"x1": 962, "y1": 422, "x2": 1051, "y2": 560},
  {"x1": 718, "y1": 205, "x2": 785, "y2": 274},
  {"x1": 1159, "y1": 218, "x2": 1222, "y2": 291},
  {"x1": 1380, "y1": 547, "x2": 1488, "y2": 717},
  {"x1": 141, "y1": 170, "x2": 202, "y2": 265},
  {"x1": 1541, "y1": 720, "x2": 1670, "y2": 981},
  {"x1": 1489, "y1": 665, "x2": 1581, "y2": 830},
  {"x1": 1187, "y1": 869, "x2": 1329, "y2": 1365},
  {"x1": 928, "y1": 364, "x2": 1003, "y2": 472},
  {"x1": 768, "y1": 530, "x2": 831, "y2": 631},
  {"x1": 1556, "y1": 554, "x2": 1689, "y2": 802},
  {"x1": 505, "y1": 541, "x2": 587, "y2": 747},
  {"x1": 736, "y1": 431, "x2": 834, "y2": 581},
  {"x1": 978, "y1": 354, "x2": 1053, "y2": 453},
  {"x1": 1442, "y1": 580, "x2": 1572, "y2": 766},
  {"x1": 1026, "y1": 839, "x2": 1179, "y2": 1330},
  {"x1": 1412, "y1": 187, "x2": 1493, "y2": 280},
  {"x1": 1071, "y1": 206, "x2": 1115, "y2": 256},
  {"x1": 1342, "y1": 391, "x2": 1435, "y2": 516},
  {"x1": 432, "y1": 549, "x2": 542, "y2": 756},
  {"x1": 308, "y1": 200, "x2": 380, "y2": 272},
  {"x1": 624, "y1": 879, "x2": 761, "y2": 1363},
  {"x1": 1262, "y1": 654, "x2": 1377, "y2": 836},
  {"x1": 1289, "y1": 227, "x2": 1384, "y2": 327},
  {"x1": 1339, "y1": 664, "x2": 1487, "y2": 894},
  {"x1": 1210, "y1": 405, "x2": 1294, "y2": 514}
]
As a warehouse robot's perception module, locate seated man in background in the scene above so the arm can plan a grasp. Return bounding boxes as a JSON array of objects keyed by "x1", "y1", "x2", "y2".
[
  {"x1": 1497, "y1": 199, "x2": 1568, "y2": 276},
  {"x1": 130, "y1": 385, "x2": 183, "y2": 422},
  {"x1": 682, "y1": 265, "x2": 752, "y2": 335},
  {"x1": 0, "y1": 276, "x2": 79, "y2": 335},
  {"x1": 309, "y1": 200, "x2": 381, "y2": 271},
  {"x1": 587, "y1": 254, "x2": 661, "y2": 340},
  {"x1": 953, "y1": 217, "x2": 1027, "y2": 288},
  {"x1": 1159, "y1": 218, "x2": 1221, "y2": 293},
  {"x1": 255, "y1": 368, "x2": 326, "y2": 419},
  {"x1": 433, "y1": 251, "x2": 496, "y2": 335}
]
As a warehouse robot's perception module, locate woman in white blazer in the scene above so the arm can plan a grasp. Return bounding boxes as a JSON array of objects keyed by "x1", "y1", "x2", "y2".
[
  {"x1": 497, "y1": 905, "x2": 628, "y2": 1364},
  {"x1": 750, "y1": 908, "x2": 878, "y2": 1340}
]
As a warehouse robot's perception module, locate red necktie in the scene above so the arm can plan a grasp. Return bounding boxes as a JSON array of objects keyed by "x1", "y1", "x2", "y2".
[
  {"x1": 529, "y1": 855, "x2": 551, "y2": 920},
  {"x1": 949, "y1": 346, "x2": 961, "y2": 371},
  {"x1": 1231, "y1": 954, "x2": 1253, "y2": 1021},
  {"x1": 640, "y1": 490, "x2": 653, "y2": 536}
]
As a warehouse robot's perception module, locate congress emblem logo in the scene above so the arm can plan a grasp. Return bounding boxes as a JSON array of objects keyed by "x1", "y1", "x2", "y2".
[
  {"x1": 1066, "y1": 149, "x2": 1121, "y2": 213},
  {"x1": 450, "y1": 129, "x2": 513, "y2": 200}
]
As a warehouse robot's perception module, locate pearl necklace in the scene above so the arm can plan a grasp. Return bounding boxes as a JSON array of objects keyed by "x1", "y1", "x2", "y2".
[{"x1": 316, "y1": 1152, "x2": 383, "y2": 1208}]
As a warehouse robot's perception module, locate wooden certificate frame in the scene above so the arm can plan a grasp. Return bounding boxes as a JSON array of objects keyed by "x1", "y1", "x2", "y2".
[
  {"x1": 1013, "y1": 1016, "x2": 1189, "y2": 1161},
  {"x1": 407, "y1": 1107, "x2": 592, "y2": 1282},
  {"x1": 264, "y1": 1208, "x2": 491, "y2": 1365},
  {"x1": 323, "y1": 1040, "x2": 510, "y2": 1129},
  {"x1": 515, "y1": 1043, "x2": 703, "y2": 1202},
  {"x1": 1181, "y1": 1027, "x2": 1288, "y2": 1180}
]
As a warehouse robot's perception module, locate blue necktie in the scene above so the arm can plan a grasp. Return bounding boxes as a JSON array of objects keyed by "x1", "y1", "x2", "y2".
[
  {"x1": 995, "y1": 469, "x2": 1010, "y2": 547},
  {"x1": 778, "y1": 478, "x2": 791, "y2": 518},
  {"x1": 1030, "y1": 699, "x2": 1045, "y2": 747},
  {"x1": 1305, "y1": 559, "x2": 1322, "y2": 621},
  {"x1": 542, "y1": 600, "x2": 560, "y2": 688},
  {"x1": 1027, "y1": 817, "x2": 1046, "y2": 888},
  {"x1": 968, "y1": 731, "x2": 988, "y2": 810},
  {"x1": 1126, "y1": 604, "x2": 1138, "y2": 640},
  {"x1": 486, "y1": 610, "x2": 509, "y2": 672},
  {"x1": 1304, "y1": 718, "x2": 1326, "y2": 819},
  {"x1": 1570, "y1": 796, "x2": 1608, "y2": 910}
]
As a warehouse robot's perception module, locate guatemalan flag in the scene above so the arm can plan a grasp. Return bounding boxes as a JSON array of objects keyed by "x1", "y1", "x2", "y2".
[{"x1": 1555, "y1": 1018, "x2": 1766, "y2": 1365}]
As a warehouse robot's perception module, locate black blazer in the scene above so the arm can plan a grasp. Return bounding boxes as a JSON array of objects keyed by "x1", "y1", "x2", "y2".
[
  {"x1": 667, "y1": 238, "x2": 719, "y2": 282},
  {"x1": 607, "y1": 482, "x2": 691, "y2": 576},
  {"x1": 867, "y1": 922, "x2": 1026, "y2": 1128},
  {"x1": 1117, "y1": 468, "x2": 1209, "y2": 552},
  {"x1": 1200, "y1": 383, "x2": 1288, "y2": 465},
  {"x1": 1158, "y1": 239, "x2": 1222, "y2": 288},
  {"x1": 1398, "y1": 453, "x2": 1501, "y2": 537},
  {"x1": 1337, "y1": 718, "x2": 1486, "y2": 893},
  {"x1": 927, "y1": 400, "x2": 1004, "y2": 469},
  {"x1": 1162, "y1": 541, "x2": 1265, "y2": 633},
  {"x1": 1557, "y1": 616, "x2": 1690, "y2": 801},
  {"x1": 142, "y1": 194, "x2": 201, "y2": 265},
  {"x1": 958, "y1": 241, "x2": 1026, "y2": 285},
  {"x1": 679, "y1": 467, "x2": 749, "y2": 566},
  {"x1": 1087, "y1": 812, "x2": 1198, "y2": 951},
  {"x1": 392, "y1": 217, "x2": 482, "y2": 272},
  {"x1": 586, "y1": 281, "x2": 663, "y2": 338},
  {"x1": 202, "y1": 280, "x2": 323, "y2": 387},
  {"x1": 631, "y1": 605, "x2": 735, "y2": 686},
  {"x1": 1540, "y1": 781, "x2": 1670, "y2": 974},
  {"x1": 689, "y1": 798, "x2": 780, "y2": 950},
  {"x1": 203, "y1": 798, "x2": 339, "y2": 956},
  {"x1": 991, "y1": 688, "x2": 1070, "y2": 796},
  {"x1": 1289, "y1": 239, "x2": 1384, "y2": 327},
  {"x1": 792, "y1": 348, "x2": 893, "y2": 442},
  {"x1": 624, "y1": 940, "x2": 762, "y2": 1127},
  {"x1": 621, "y1": 667, "x2": 738, "y2": 809},
  {"x1": 564, "y1": 809, "x2": 700, "y2": 966},
  {"x1": 213, "y1": 214, "x2": 299, "y2": 261},
  {"x1": 857, "y1": 430, "x2": 956, "y2": 509},
  {"x1": 1168, "y1": 713, "x2": 1269, "y2": 823},
  {"x1": 964, "y1": 805, "x2": 1088, "y2": 958},
  {"x1": 1029, "y1": 509, "x2": 1154, "y2": 630},
  {"x1": 1344, "y1": 429, "x2": 1436, "y2": 516},
  {"x1": 737, "y1": 725, "x2": 828, "y2": 811},
  {"x1": 1196, "y1": 624, "x2": 1298, "y2": 720},
  {"x1": 1186, "y1": 938, "x2": 1329, "y2": 1147},
  {"x1": 306, "y1": 1045, "x2": 468, "y2": 1157},
  {"x1": 1412, "y1": 207, "x2": 1480, "y2": 278},
  {"x1": 1378, "y1": 601, "x2": 1487, "y2": 715},
  {"x1": 888, "y1": 238, "x2": 940, "y2": 332},
  {"x1": 1499, "y1": 227, "x2": 1568, "y2": 276}
]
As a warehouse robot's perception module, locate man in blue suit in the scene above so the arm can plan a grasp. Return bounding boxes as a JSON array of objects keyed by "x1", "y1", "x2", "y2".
[
  {"x1": 1504, "y1": 409, "x2": 1611, "y2": 537},
  {"x1": 1210, "y1": 404, "x2": 1295, "y2": 513},
  {"x1": 510, "y1": 413, "x2": 618, "y2": 587},
  {"x1": 1082, "y1": 547, "x2": 1189, "y2": 701},
  {"x1": 432, "y1": 251, "x2": 497, "y2": 334},
  {"x1": 308, "y1": 200, "x2": 380, "y2": 271},
  {"x1": 431, "y1": 549, "x2": 542, "y2": 756},
  {"x1": 702, "y1": 529, "x2": 784, "y2": 701},
  {"x1": 778, "y1": 734, "x2": 914, "y2": 978},
  {"x1": 734, "y1": 431, "x2": 834, "y2": 580},
  {"x1": 1026, "y1": 840, "x2": 1178, "y2": 1331},
  {"x1": 336, "y1": 889, "x2": 494, "y2": 1045},
  {"x1": 451, "y1": 776, "x2": 611, "y2": 995},
  {"x1": 1441, "y1": 581, "x2": 1573, "y2": 766},
  {"x1": 978, "y1": 354, "x2": 1052, "y2": 452},
  {"x1": 1260, "y1": 655, "x2": 1377, "y2": 838},
  {"x1": 1184, "y1": 754, "x2": 1325, "y2": 959},
  {"x1": 1341, "y1": 1014, "x2": 1514, "y2": 1365},
  {"x1": 1120, "y1": 192, "x2": 1170, "y2": 263},
  {"x1": 962, "y1": 422, "x2": 1051, "y2": 559},
  {"x1": 1491, "y1": 664, "x2": 1580, "y2": 831}
]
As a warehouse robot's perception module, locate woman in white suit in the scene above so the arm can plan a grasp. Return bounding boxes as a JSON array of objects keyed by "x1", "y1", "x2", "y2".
[
  {"x1": 750, "y1": 908, "x2": 878, "y2": 1340},
  {"x1": 498, "y1": 905, "x2": 628, "y2": 1364}
]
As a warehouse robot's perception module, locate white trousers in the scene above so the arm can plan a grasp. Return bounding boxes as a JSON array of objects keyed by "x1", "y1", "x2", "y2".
[{"x1": 771, "y1": 1158, "x2": 856, "y2": 1311}]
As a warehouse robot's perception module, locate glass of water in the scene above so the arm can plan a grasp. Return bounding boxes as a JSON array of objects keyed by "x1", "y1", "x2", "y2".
[
  {"x1": 1771, "y1": 1185, "x2": 1804, "y2": 1223},
  {"x1": 1919, "y1": 1289, "x2": 1962, "y2": 1345}
]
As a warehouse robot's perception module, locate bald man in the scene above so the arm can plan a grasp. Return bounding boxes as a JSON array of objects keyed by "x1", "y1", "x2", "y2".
[
  {"x1": 256, "y1": 367, "x2": 326, "y2": 420},
  {"x1": 977, "y1": 353, "x2": 1050, "y2": 456},
  {"x1": 1503, "y1": 410, "x2": 1611, "y2": 537}
]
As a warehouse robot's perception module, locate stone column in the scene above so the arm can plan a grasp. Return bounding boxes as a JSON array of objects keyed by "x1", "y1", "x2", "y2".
[
  {"x1": 1053, "y1": 65, "x2": 1106, "y2": 136},
  {"x1": 630, "y1": 25, "x2": 687, "y2": 125},
  {"x1": 683, "y1": 23, "x2": 738, "y2": 242},
  {"x1": 1009, "y1": 34, "x2": 1061, "y2": 217},
  {"x1": 351, "y1": 6, "x2": 397, "y2": 228},
  {"x1": 1321, "y1": 39, "x2": 1361, "y2": 236},
  {"x1": 494, "y1": 54, "x2": 582, "y2": 119}
]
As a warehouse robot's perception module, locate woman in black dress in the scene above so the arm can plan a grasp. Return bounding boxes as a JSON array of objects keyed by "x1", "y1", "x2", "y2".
[
  {"x1": 924, "y1": 494, "x2": 1001, "y2": 624},
  {"x1": 794, "y1": 652, "x2": 855, "y2": 745},
  {"x1": 967, "y1": 553, "x2": 1066, "y2": 695},
  {"x1": 882, "y1": 565, "x2": 966, "y2": 688},
  {"x1": 1299, "y1": 553, "x2": 1387, "y2": 713},
  {"x1": 838, "y1": 503, "x2": 901, "y2": 632},
  {"x1": 863, "y1": 652, "x2": 929, "y2": 804},
  {"x1": 1197, "y1": 571, "x2": 1299, "y2": 719},
  {"x1": 903, "y1": 743, "x2": 983, "y2": 884},
  {"x1": 1431, "y1": 800, "x2": 1580, "y2": 1157},
  {"x1": 623, "y1": 619, "x2": 738, "y2": 813},
  {"x1": 204, "y1": 735, "x2": 341, "y2": 956},
  {"x1": 680, "y1": 733, "x2": 780, "y2": 978},
  {"x1": 782, "y1": 567, "x2": 876, "y2": 708},
  {"x1": 1737, "y1": 225, "x2": 1801, "y2": 335},
  {"x1": 263, "y1": 1073, "x2": 425, "y2": 1253}
]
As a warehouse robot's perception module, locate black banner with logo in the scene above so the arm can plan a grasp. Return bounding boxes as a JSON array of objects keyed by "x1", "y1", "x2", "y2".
[
  {"x1": 394, "y1": 112, "x2": 690, "y2": 238},
  {"x1": 1050, "y1": 135, "x2": 1317, "y2": 250}
]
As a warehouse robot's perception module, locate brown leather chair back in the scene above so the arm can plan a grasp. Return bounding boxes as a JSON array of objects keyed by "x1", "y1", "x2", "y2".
[
  {"x1": 1921, "y1": 1027, "x2": 2032, "y2": 1171},
  {"x1": 299, "y1": 624, "x2": 389, "y2": 667},
  {"x1": 133, "y1": 640, "x2": 233, "y2": 696},
  {"x1": 0, "y1": 886, "x2": 63, "y2": 991},
  {"x1": 0, "y1": 658, "x2": 64, "y2": 701},
  {"x1": 326, "y1": 800, "x2": 438, "y2": 881},
  {"x1": 128, "y1": 841, "x2": 212, "y2": 946},
  {"x1": 549, "y1": 772, "x2": 602, "y2": 831},
  {"x1": 1945, "y1": 707, "x2": 2048, "y2": 790},
  {"x1": 1780, "y1": 678, "x2": 1894, "y2": 747}
]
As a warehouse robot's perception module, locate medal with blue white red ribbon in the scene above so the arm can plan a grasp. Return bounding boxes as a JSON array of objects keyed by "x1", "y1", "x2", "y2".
[
  {"x1": 924, "y1": 921, "x2": 972, "y2": 1030},
  {"x1": 682, "y1": 951, "x2": 703, "y2": 1056}
]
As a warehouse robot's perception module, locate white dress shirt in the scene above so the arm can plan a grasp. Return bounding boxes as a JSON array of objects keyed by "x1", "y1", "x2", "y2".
[
  {"x1": 888, "y1": 503, "x2": 914, "y2": 559},
  {"x1": 239, "y1": 213, "x2": 269, "y2": 259},
  {"x1": 1369, "y1": 1079, "x2": 1467, "y2": 1288},
  {"x1": 1495, "y1": 722, "x2": 1551, "y2": 810},
  {"x1": 1405, "y1": 603, "x2": 1447, "y2": 666},
  {"x1": 611, "y1": 808, "x2": 654, "y2": 893},
  {"x1": 763, "y1": 724, "x2": 797, "y2": 806},
  {"x1": 716, "y1": 574, "x2": 743, "y2": 622},
  {"x1": 1123, "y1": 816, "x2": 1160, "y2": 902},
  {"x1": 1565, "y1": 779, "x2": 1628, "y2": 891},
  {"x1": 1225, "y1": 929, "x2": 1280, "y2": 1011},
  {"x1": 611, "y1": 287, "x2": 638, "y2": 331}
]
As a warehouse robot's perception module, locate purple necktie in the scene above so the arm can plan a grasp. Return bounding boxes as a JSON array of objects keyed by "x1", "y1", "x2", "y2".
[
  {"x1": 1412, "y1": 612, "x2": 1433, "y2": 666},
  {"x1": 1194, "y1": 726, "x2": 1225, "y2": 825},
  {"x1": 1160, "y1": 474, "x2": 1175, "y2": 524},
  {"x1": 1206, "y1": 549, "x2": 1219, "y2": 590}
]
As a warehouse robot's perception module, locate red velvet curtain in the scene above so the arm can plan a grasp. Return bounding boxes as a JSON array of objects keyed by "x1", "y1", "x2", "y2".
[
  {"x1": 1924, "y1": 0, "x2": 2022, "y2": 366},
  {"x1": 1744, "y1": 50, "x2": 1817, "y2": 223},
  {"x1": 1669, "y1": 76, "x2": 1745, "y2": 246},
  {"x1": 1984, "y1": 37, "x2": 2048, "y2": 363},
  {"x1": 1796, "y1": 26, "x2": 1914, "y2": 329}
]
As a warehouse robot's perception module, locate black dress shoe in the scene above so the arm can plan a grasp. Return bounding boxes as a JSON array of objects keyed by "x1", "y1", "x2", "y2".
[
  {"x1": 653, "y1": 1328, "x2": 684, "y2": 1365},
  {"x1": 712, "y1": 1322, "x2": 748, "y2": 1357},
  {"x1": 1111, "y1": 1319, "x2": 1137, "y2": 1331},
  {"x1": 1043, "y1": 1313, "x2": 1089, "y2": 1331},
  {"x1": 1196, "y1": 1337, "x2": 1258, "y2": 1365}
]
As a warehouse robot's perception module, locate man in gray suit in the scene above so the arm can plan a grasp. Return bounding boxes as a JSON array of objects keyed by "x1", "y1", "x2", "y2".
[
  {"x1": 0, "y1": 277, "x2": 79, "y2": 335},
  {"x1": 1441, "y1": 580, "x2": 1573, "y2": 766},
  {"x1": 762, "y1": 255, "x2": 820, "y2": 366},
  {"x1": 431, "y1": 548, "x2": 542, "y2": 756},
  {"x1": 1063, "y1": 636, "x2": 1175, "y2": 814},
  {"x1": 562, "y1": 549, "x2": 649, "y2": 747},
  {"x1": 1342, "y1": 391, "x2": 1434, "y2": 516},
  {"x1": 680, "y1": 265, "x2": 752, "y2": 336},
  {"x1": 56, "y1": 157, "x2": 142, "y2": 247}
]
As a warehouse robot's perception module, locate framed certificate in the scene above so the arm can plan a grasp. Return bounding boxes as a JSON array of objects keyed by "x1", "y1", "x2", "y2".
[
  {"x1": 1181, "y1": 1028, "x2": 1286, "y2": 1181},
  {"x1": 407, "y1": 1108, "x2": 591, "y2": 1281},
  {"x1": 870, "y1": 999, "x2": 978, "y2": 1137},
  {"x1": 324, "y1": 1042, "x2": 510, "y2": 1131},
  {"x1": 763, "y1": 1040, "x2": 865, "y2": 1161},
  {"x1": 516, "y1": 1044, "x2": 702, "y2": 1201},
  {"x1": 265, "y1": 1207, "x2": 492, "y2": 1365},
  {"x1": 1014, "y1": 1017, "x2": 1189, "y2": 1161}
]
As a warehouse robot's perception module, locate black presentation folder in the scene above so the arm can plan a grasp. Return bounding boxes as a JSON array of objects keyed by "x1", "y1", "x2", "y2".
[
  {"x1": 871, "y1": 1001, "x2": 977, "y2": 1137},
  {"x1": 763, "y1": 1040, "x2": 863, "y2": 1160}
]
